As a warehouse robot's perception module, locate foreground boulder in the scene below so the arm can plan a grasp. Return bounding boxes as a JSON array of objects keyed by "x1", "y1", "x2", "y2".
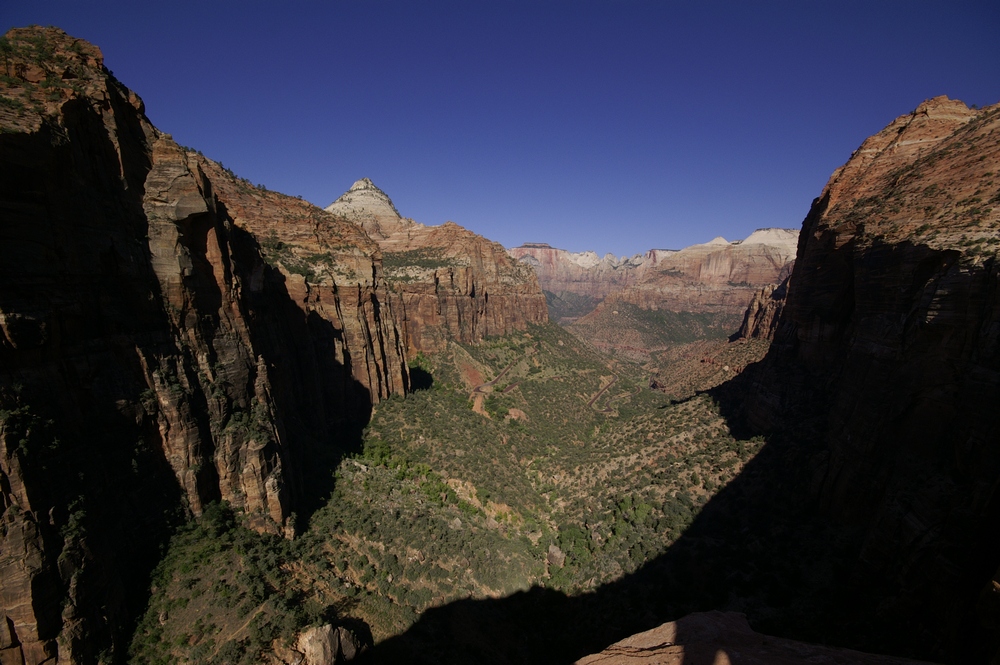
[{"x1": 575, "y1": 612, "x2": 936, "y2": 665}]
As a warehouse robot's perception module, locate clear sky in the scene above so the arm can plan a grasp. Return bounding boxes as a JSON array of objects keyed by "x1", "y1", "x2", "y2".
[{"x1": 5, "y1": 1, "x2": 999, "y2": 256}]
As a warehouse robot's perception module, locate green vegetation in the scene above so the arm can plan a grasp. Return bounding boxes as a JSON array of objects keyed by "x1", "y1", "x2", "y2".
[
  {"x1": 0, "y1": 29, "x2": 93, "y2": 119},
  {"x1": 568, "y1": 301, "x2": 740, "y2": 361},
  {"x1": 543, "y1": 290, "x2": 601, "y2": 322},
  {"x1": 381, "y1": 248, "x2": 458, "y2": 282},
  {"x1": 382, "y1": 248, "x2": 456, "y2": 271},
  {"x1": 134, "y1": 323, "x2": 767, "y2": 659},
  {"x1": 259, "y1": 230, "x2": 336, "y2": 282},
  {"x1": 129, "y1": 504, "x2": 332, "y2": 665}
]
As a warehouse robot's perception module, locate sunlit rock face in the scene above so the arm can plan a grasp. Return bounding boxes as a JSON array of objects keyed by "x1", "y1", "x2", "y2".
[
  {"x1": 0, "y1": 26, "x2": 407, "y2": 663},
  {"x1": 327, "y1": 181, "x2": 549, "y2": 355},
  {"x1": 746, "y1": 95, "x2": 1000, "y2": 661},
  {"x1": 324, "y1": 177, "x2": 411, "y2": 240},
  {"x1": 509, "y1": 229, "x2": 797, "y2": 324}
]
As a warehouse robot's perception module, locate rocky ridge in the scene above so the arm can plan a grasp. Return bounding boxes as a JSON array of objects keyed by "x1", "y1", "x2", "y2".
[
  {"x1": 606, "y1": 228, "x2": 798, "y2": 313},
  {"x1": 0, "y1": 27, "x2": 408, "y2": 664},
  {"x1": 508, "y1": 243, "x2": 646, "y2": 301},
  {"x1": 327, "y1": 179, "x2": 548, "y2": 354},
  {"x1": 509, "y1": 228, "x2": 797, "y2": 325},
  {"x1": 734, "y1": 277, "x2": 789, "y2": 340}
]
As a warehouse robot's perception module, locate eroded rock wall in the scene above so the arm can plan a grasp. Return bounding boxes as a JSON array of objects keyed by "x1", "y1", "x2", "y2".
[{"x1": 0, "y1": 27, "x2": 407, "y2": 663}]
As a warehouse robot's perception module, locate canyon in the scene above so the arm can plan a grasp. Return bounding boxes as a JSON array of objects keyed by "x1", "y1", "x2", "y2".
[
  {"x1": 0, "y1": 27, "x2": 543, "y2": 664},
  {"x1": 1, "y1": 24, "x2": 1000, "y2": 665},
  {"x1": 510, "y1": 229, "x2": 796, "y2": 360}
]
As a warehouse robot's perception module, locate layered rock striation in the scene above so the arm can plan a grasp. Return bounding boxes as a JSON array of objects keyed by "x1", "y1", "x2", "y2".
[
  {"x1": 733, "y1": 276, "x2": 789, "y2": 340},
  {"x1": 507, "y1": 243, "x2": 646, "y2": 301},
  {"x1": 508, "y1": 229, "x2": 798, "y2": 310},
  {"x1": 0, "y1": 27, "x2": 407, "y2": 663},
  {"x1": 326, "y1": 180, "x2": 548, "y2": 354},
  {"x1": 743, "y1": 95, "x2": 1000, "y2": 660},
  {"x1": 509, "y1": 228, "x2": 798, "y2": 324},
  {"x1": 621, "y1": 229, "x2": 796, "y2": 311}
]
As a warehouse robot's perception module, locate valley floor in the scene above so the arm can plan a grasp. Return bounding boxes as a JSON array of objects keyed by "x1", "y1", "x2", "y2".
[{"x1": 130, "y1": 324, "x2": 773, "y2": 664}]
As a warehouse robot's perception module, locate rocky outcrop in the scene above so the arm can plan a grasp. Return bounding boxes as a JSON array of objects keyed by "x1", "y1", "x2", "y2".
[
  {"x1": 270, "y1": 624, "x2": 366, "y2": 664},
  {"x1": 744, "y1": 96, "x2": 1000, "y2": 660},
  {"x1": 327, "y1": 180, "x2": 548, "y2": 354},
  {"x1": 0, "y1": 27, "x2": 407, "y2": 663},
  {"x1": 734, "y1": 276, "x2": 789, "y2": 340},
  {"x1": 574, "y1": 612, "x2": 934, "y2": 665},
  {"x1": 324, "y1": 177, "x2": 410, "y2": 240}
]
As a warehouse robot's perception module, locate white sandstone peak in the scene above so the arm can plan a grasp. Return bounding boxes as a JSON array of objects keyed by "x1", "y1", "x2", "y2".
[
  {"x1": 325, "y1": 178, "x2": 409, "y2": 239},
  {"x1": 741, "y1": 228, "x2": 798, "y2": 246}
]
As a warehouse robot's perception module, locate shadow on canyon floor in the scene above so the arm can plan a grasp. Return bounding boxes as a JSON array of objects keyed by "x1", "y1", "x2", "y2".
[{"x1": 354, "y1": 367, "x2": 988, "y2": 665}]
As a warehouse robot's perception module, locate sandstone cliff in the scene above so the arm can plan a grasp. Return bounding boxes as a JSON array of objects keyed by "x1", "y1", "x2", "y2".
[
  {"x1": 743, "y1": 95, "x2": 1000, "y2": 660},
  {"x1": 0, "y1": 27, "x2": 407, "y2": 664},
  {"x1": 509, "y1": 229, "x2": 797, "y2": 325},
  {"x1": 326, "y1": 179, "x2": 548, "y2": 354},
  {"x1": 734, "y1": 276, "x2": 789, "y2": 340},
  {"x1": 507, "y1": 243, "x2": 645, "y2": 302},
  {"x1": 613, "y1": 229, "x2": 797, "y2": 314}
]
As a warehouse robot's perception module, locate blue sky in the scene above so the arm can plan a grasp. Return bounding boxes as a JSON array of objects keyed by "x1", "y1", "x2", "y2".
[{"x1": 6, "y1": 1, "x2": 999, "y2": 256}]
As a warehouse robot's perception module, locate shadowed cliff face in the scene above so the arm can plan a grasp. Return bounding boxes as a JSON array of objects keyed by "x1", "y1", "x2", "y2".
[
  {"x1": 741, "y1": 95, "x2": 1000, "y2": 660},
  {"x1": 0, "y1": 27, "x2": 407, "y2": 664}
]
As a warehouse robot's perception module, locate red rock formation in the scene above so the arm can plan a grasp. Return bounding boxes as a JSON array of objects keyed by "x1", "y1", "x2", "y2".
[
  {"x1": 616, "y1": 229, "x2": 797, "y2": 314},
  {"x1": 734, "y1": 276, "x2": 789, "y2": 340},
  {"x1": 0, "y1": 27, "x2": 407, "y2": 663},
  {"x1": 574, "y1": 612, "x2": 934, "y2": 665},
  {"x1": 745, "y1": 95, "x2": 1000, "y2": 660},
  {"x1": 327, "y1": 180, "x2": 548, "y2": 354},
  {"x1": 510, "y1": 229, "x2": 797, "y2": 317}
]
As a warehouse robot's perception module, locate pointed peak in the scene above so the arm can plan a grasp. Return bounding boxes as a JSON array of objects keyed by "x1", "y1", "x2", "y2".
[
  {"x1": 350, "y1": 177, "x2": 379, "y2": 192},
  {"x1": 326, "y1": 177, "x2": 408, "y2": 239}
]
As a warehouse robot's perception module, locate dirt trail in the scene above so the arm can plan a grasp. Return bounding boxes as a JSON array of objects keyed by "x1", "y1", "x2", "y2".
[{"x1": 588, "y1": 376, "x2": 619, "y2": 413}]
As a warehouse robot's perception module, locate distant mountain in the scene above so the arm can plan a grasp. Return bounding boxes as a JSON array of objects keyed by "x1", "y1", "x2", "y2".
[
  {"x1": 510, "y1": 230, "x2": 797, "y2": 358},
  {"x1": 510, "y1": 229, "x2": 796, "y2": 317}
]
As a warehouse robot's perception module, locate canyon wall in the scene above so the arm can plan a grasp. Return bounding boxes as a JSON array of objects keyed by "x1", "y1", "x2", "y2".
[
  {"x1": 327, "y1": 179, "x2": 549, "y2": 354},
  {"x1": 507, "y1": 243, "x2": 645, "y2": 300},
  {"x1": 509, "y1": 228, "x2": 797, "y2": 325},
  {"x1": 733, "y1": 277, "x2": 788, "y2": 340},
  {"x1": 615, "y1": 228, "x2": 797, "y2": 313},
  {"x1": 745, "y1": 95, "x2": 1000, "y2": 660},
  {"x1": 0, "y1": 27, "x2": 407, "y2": 663}
]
